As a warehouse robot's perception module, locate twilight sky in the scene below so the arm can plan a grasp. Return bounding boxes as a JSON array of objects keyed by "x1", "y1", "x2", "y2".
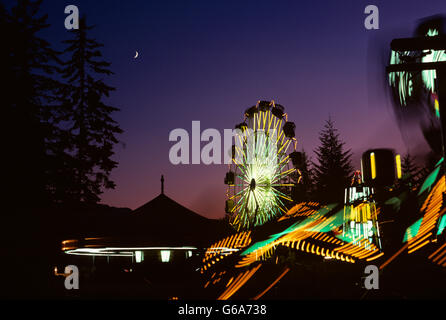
[{"x1": 39, "y1": 0, "x2": 445, "y2": 218}]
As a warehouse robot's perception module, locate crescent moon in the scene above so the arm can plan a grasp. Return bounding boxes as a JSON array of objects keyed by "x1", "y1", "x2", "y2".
[{"x1": 134, "y1": 51, "x2": 139, "y2": 59}]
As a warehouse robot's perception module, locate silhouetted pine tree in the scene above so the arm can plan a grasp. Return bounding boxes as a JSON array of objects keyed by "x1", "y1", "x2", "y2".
[
  {"x1": 1, "y1": 0, "x2": 65, "y2": 298},
  {"x1": 5, "y1": 0, "x2": 61, "y2": 206},
  {"x1": 401, "y1": 153, "x2": 421, "y2": 188},
  {"x1": 313, "y1": 118, "x2": 353, "y2": 203},
  {"x1": 60, "y1": 17, "x2": 122, "y2": 203}
]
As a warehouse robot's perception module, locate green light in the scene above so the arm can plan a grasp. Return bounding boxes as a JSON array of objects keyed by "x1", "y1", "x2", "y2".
[
  {"x1": 241, "y1": 204, "x2": 338, "y2": 255},
  {"x1": 403, "y1": 218, "x2": 423, "y2": 242},
  {"x1": 135, "y1": 251, "x2": 143, "y2": 263},
  {"x1": 241, "y1": 219, "x2": 302, "y2": 256},
  {"x1": 160, "y1": 250, "x2": 171, "y2": 262},
  {"x1": 389, "y1": 29, "x2": 446, "y2": 106},
  {"x1": 438, "y1": 215, "x2": 446, "y2": 236},
  {"x1": 389, "y1": 50, "x2": 414, "y2": 106},
  {"x1": 418, "y1": 165, "x2": 440, "y2": 195},
  {"x1": 305, "y1": 207, "x2": 343, "y2": 233},
  {"x1": 421, "y1": 29, "x2": 446, "y2": 94}
]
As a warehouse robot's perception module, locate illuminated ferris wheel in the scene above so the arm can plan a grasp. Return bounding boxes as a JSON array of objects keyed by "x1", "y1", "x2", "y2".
[{"x1": 224, "y1": 100, "x2": 301, "y2": 231}]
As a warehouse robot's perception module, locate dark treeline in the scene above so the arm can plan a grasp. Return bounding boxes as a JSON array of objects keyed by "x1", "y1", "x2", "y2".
[
  {"x1": 1, "y1": 0, "x2": 121, "y2": 297},
  {"x1": 2, "y1": 0, "x2": 122, "y2": 209}
]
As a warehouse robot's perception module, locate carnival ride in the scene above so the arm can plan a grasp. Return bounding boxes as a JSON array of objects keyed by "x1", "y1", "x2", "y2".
[
  {"x1": 201, "y1": 86, "x2": 446, "y2": 299},
  {"x1": 224, "y1": 100, "x2": 300, "y2": 231}
]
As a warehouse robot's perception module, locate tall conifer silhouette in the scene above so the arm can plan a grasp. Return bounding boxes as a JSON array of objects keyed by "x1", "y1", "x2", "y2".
[
  {"x1": 5, "y1": 0, "x2": 60, "y2": 206},
  {"x1": 313, "y1": 118, "x2": 353, "y2": 203},
  {"x1": 61, "y1": 17, "x2": 122, "y2": 203}
]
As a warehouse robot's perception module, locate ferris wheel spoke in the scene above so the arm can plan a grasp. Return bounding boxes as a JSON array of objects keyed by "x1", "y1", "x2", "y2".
[
  {"x1": 277, "y1": 162, "x2": 288, "y2": 175},
  {"x1": 236, "y1": 191, "x2": 248, "y2": 205},
  {"x1": 273, "y1": 118, "x2": 282, "y2": 139},
  {"x1": 271, "y1": 189, "x2": 291, "y2": 204},
  {"x1": 277, "y1": 138, "x2": 291, "y2": 155},
  {"x1": 256, "y1": 111, "x2": 262, "y2": 129},
  {"x1": 262, "y1": 111, "x2": 268, "y2": 130},
  {"x1": 239, "y1": 166, "x2": 250, "y2": 179},
  {"x1": 236, "y1": 175, "x2": 249, "y2": 183},
  {"x1": 277, "y1": 194, "x2": 293, "y2": 202},
  {"x1": 277, "y1": 124, "x2": 284, "y2": 144},
  {"x1": 229, "y1": 189, "x2": 245, "y2": 200},
  {"x1": 232, "y1": 203, "x2": 242, "y2": 213},
  {"x1": 278, "y1": 167, "x2": 297, "y2": 176},
  {"x1": 278, "y1": 154, "x2": 290, "y2": 165},
  {"x1": 271, "y1": 183, "x2": 295, "y2": 187}
]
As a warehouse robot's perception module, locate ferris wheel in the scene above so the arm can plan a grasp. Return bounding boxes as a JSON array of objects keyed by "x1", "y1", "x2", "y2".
[{"x1": 224, "y1": 100, "x2": 301, "y2": 231}]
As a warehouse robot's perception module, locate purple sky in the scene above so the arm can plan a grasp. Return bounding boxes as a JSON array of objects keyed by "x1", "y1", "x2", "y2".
[{"x1": 40, "y1": 0, "x2": 445, "y2": 218}]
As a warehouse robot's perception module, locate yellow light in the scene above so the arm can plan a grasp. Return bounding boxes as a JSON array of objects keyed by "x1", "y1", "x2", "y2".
[
  {"x1": 395, "y1": 154, "x2": 402, "y2": 179},
  {"x1": 408, "y1": 239, "x2": 431, "y2": 254},
  {"x1": 252, "y1": 268, "x2": 289, "y2": 300},
  {"x1": 370, "y1": 152, "x2": 376, "y2": 179},
  {"x1": 435, "y1": 99, "x2": 440, "y2": 117},
  {"x1": 366, "y1": 252, "x2": 384, "y2": 262}
]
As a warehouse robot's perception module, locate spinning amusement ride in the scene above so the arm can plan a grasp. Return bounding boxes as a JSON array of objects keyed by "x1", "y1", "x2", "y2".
[{"x1": 224, "y1": 100, "x2": 301, "y2": 231}]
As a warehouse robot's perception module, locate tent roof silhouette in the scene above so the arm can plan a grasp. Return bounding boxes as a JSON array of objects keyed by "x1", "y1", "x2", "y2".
[
  {"x1": 57, "y1": 176, "x2": 233, "y2": 249},
  {"x1": 125, "y1": 193, "x2": 231, "y2": 246},
  {"x1": 132, "y1": 193, "x2": 210, "y2": 227},
  {"x1": 57, "y1": 192, "x2": 233, "y2": 249}
]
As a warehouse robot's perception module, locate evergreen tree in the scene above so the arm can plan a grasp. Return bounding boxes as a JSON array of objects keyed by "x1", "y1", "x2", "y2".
[
  {"x1": 1, "y1": 0, "x2": 65, "y2": 297},
  {"x1": 5, "y1": 0, "x2": 61, "y2": 206},
  {"x1": 401, "y1": 153, "x2": 420, "y2": 188},
  {"x1": 60, "y1": 17, "x2": 122, "y2": 203},
  {"x1": 313, "y1": 118, "x2": 353, "y2": 203}
]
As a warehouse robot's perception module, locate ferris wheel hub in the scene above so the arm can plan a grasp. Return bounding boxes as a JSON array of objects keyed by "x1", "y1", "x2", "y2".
[{"x1": 249, "y1": 178, "x2": 256, "y2": 191}]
